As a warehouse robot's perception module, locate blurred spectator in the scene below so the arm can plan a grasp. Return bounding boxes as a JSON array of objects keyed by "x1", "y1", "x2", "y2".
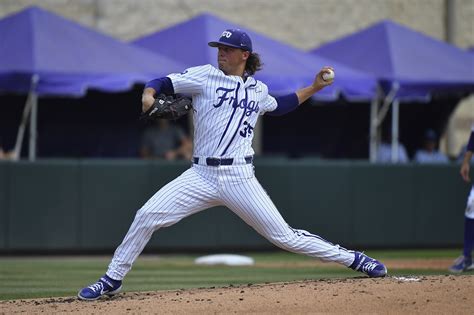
[
  {"x1": 0, "y1": 137, "x2": 13, "y2": 160},
  {"x1": 414, "y1": 129, "x2": 449, "y2": 164},
  {"x1": 140, "y1": 120, "x2": 192, "y2": 160},
  {"x1": 376, "y1": 142, "x2": 409, "y2": 164},
  {"x1": 377, "y1": 133, "x2": 409, "y2": 163},
  {"x1": 376, "y1": 131, "x2": 409, "y2": 163}
]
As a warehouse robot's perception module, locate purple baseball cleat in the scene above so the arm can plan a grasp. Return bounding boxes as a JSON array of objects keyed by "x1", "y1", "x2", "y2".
[
  {"x1": 78, "y1": 274, "x2": 122, "y2": 301},
  {"x1": 448, "y1": 255, "x2": 473, "y2": 273},
  {"x1": 350, "y1": 251, "x2": 387, "y2": 278}
]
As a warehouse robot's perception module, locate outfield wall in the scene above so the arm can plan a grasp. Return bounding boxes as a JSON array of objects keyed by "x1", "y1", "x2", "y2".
[{"x1": 0, "y1": 159, "x2": 469, "y2": 252}]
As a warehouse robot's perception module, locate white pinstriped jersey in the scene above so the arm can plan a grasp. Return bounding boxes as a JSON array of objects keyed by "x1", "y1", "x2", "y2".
[
  {"x1": 105, "y1": 66, "x2": 358, "y2": 283},
  {"x1": 167, "y1": 64, "x2": 277, "y2": 158}
]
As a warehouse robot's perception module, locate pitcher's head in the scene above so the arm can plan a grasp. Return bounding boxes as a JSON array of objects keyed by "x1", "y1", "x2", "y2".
[
  {"x1": 208, "y1": 29, "x2": 252, "y2": 52},
  {"x1": 208, "y1": 29, "x2": 262, "y2": 76}
]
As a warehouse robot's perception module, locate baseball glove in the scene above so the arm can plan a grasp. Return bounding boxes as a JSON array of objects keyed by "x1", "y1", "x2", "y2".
[{"x1": 141, "y1": 94, "x2": 193, "y2": 121}]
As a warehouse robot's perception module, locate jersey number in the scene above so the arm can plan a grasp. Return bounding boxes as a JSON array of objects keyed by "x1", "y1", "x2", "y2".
[{"x1": 239, "y1": 121, "x2": 254, "y2": 138}]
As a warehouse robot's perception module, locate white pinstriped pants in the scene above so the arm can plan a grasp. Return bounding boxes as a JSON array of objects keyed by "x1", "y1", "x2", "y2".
[{"x1": 107, "y1": 164, "x2": 355, "y2": 280}]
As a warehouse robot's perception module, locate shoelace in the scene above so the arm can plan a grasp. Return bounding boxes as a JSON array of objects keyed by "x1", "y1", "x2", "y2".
[
  {"x1": 362, "y1": 261, "x2": 379, "y2": 273},
  {"x1": 88, "y1": 282, "x2": 105, "y2": 293}
]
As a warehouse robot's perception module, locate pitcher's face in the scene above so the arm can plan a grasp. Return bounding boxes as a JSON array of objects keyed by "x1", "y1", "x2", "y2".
[{"x1": 217, "y1": 45, "x2": 249, "y2": 76}]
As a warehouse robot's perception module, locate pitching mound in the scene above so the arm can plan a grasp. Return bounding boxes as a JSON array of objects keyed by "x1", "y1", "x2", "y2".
[{"x1": 1, "y1": 275, "x2": 472, "y2": 314}]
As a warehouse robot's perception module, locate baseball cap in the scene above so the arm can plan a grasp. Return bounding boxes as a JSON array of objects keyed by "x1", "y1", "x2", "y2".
[
  {"x1": 424, "y1": 129, "x2": 438, "y2": 141},
  {"x1": 208, "y1": 29, "x2": 253, "y2": 52}
]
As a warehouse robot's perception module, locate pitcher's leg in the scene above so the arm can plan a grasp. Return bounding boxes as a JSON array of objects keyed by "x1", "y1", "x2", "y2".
[
  {"x1": 107, "y1": 167, "x2": 219, "y2": 280},
  {"x1": 222, "y1": 175, "x2": 386, "y2": 277},
  {"x1": 221, "y1": 176, "x2": 354, "y2": 266}
]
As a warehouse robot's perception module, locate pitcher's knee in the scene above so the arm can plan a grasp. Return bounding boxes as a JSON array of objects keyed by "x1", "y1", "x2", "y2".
[
  {"x1": 135, "y1": 206, "x2": 183, "y2": 230},
  {"x1": 267, "y1": 234, "x2": 300, "y2": 252},
  {"x1": 134, "y1": 207, "x2": 164, "y2": 229}
]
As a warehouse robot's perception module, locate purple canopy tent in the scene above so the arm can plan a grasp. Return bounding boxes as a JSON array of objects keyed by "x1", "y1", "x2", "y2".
[
  {"x1": 0, "y1": 6, "x2": 185, "y2": 160},
  {"x1": 132, "y1": 13, "x2": 380, "y2": 155},
  {"x1": 311, "y1": 20, "x2": 474, "y2": 162},
  {"x1": 132, "y1": 13, "x2": 378, "y2": 101}
]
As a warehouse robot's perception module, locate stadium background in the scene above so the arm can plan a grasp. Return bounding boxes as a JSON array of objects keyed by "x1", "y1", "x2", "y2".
[
  {"x1": 0, "y1": 0, "x2": 473, "y2": 252},
  {"x1": 0, "y1": 0, "x2": 473, "y2": 158}
]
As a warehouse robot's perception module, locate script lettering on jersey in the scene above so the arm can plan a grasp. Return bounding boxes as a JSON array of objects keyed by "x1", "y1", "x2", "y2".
[{"x1": 213, "y1": 86, "x2": 259, "y2": 116}]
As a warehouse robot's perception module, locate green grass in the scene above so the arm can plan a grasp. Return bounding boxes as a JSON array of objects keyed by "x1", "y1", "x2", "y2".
[{"x1": 0, "y1": 249, "x2": 461, "y2": 300}]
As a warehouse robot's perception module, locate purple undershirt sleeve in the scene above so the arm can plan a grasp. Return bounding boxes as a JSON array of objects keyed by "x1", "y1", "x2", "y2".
[
  {"x1": 267, "y1": 93, "x2": 299, "y2": 116},
  {"x1": 467, "y1": 131, "x2": 474, "y2": 152},
  {"x1": 144, "y1": 77, "x2": 175, "y2": 95}
]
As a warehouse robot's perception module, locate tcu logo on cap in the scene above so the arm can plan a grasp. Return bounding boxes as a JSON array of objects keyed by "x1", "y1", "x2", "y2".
[{"x1": 221, "y1": 31, "x2": 232, "y2": 38}]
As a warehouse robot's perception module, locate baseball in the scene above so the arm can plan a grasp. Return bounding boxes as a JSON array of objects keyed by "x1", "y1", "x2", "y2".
[{"x1": 322, "y1": 69, "x2": 335, "y2": 81}]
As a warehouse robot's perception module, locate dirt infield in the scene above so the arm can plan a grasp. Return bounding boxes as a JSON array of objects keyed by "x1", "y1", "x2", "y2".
[{"x1": 1, "y1": 275, "x2": 473, "y2": 314}]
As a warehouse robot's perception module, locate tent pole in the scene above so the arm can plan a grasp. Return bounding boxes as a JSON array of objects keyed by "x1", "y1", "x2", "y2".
[
  {"x1": 391, "y1": 98, "x2": 400, "y2": 163},
  {"x1": 13, "y1": 89, "x2": 33, "y2": 161},
  {"x1": 369, "y1": 87, "x2": 381, "y2": 163},
  {"x1": 28, "y1": 75, "x2": 39, "y2": 161},
  {"x1": 377, "y1": 83, "x2": 399, "y2": 124},
  {"x1": 373, "y1": 83, "x2": 399, "y2": 163}
]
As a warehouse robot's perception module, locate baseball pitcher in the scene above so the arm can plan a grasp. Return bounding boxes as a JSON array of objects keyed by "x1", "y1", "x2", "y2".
[{"x1": 78, "y1": 29, "x2": 387, "y2": 301}]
